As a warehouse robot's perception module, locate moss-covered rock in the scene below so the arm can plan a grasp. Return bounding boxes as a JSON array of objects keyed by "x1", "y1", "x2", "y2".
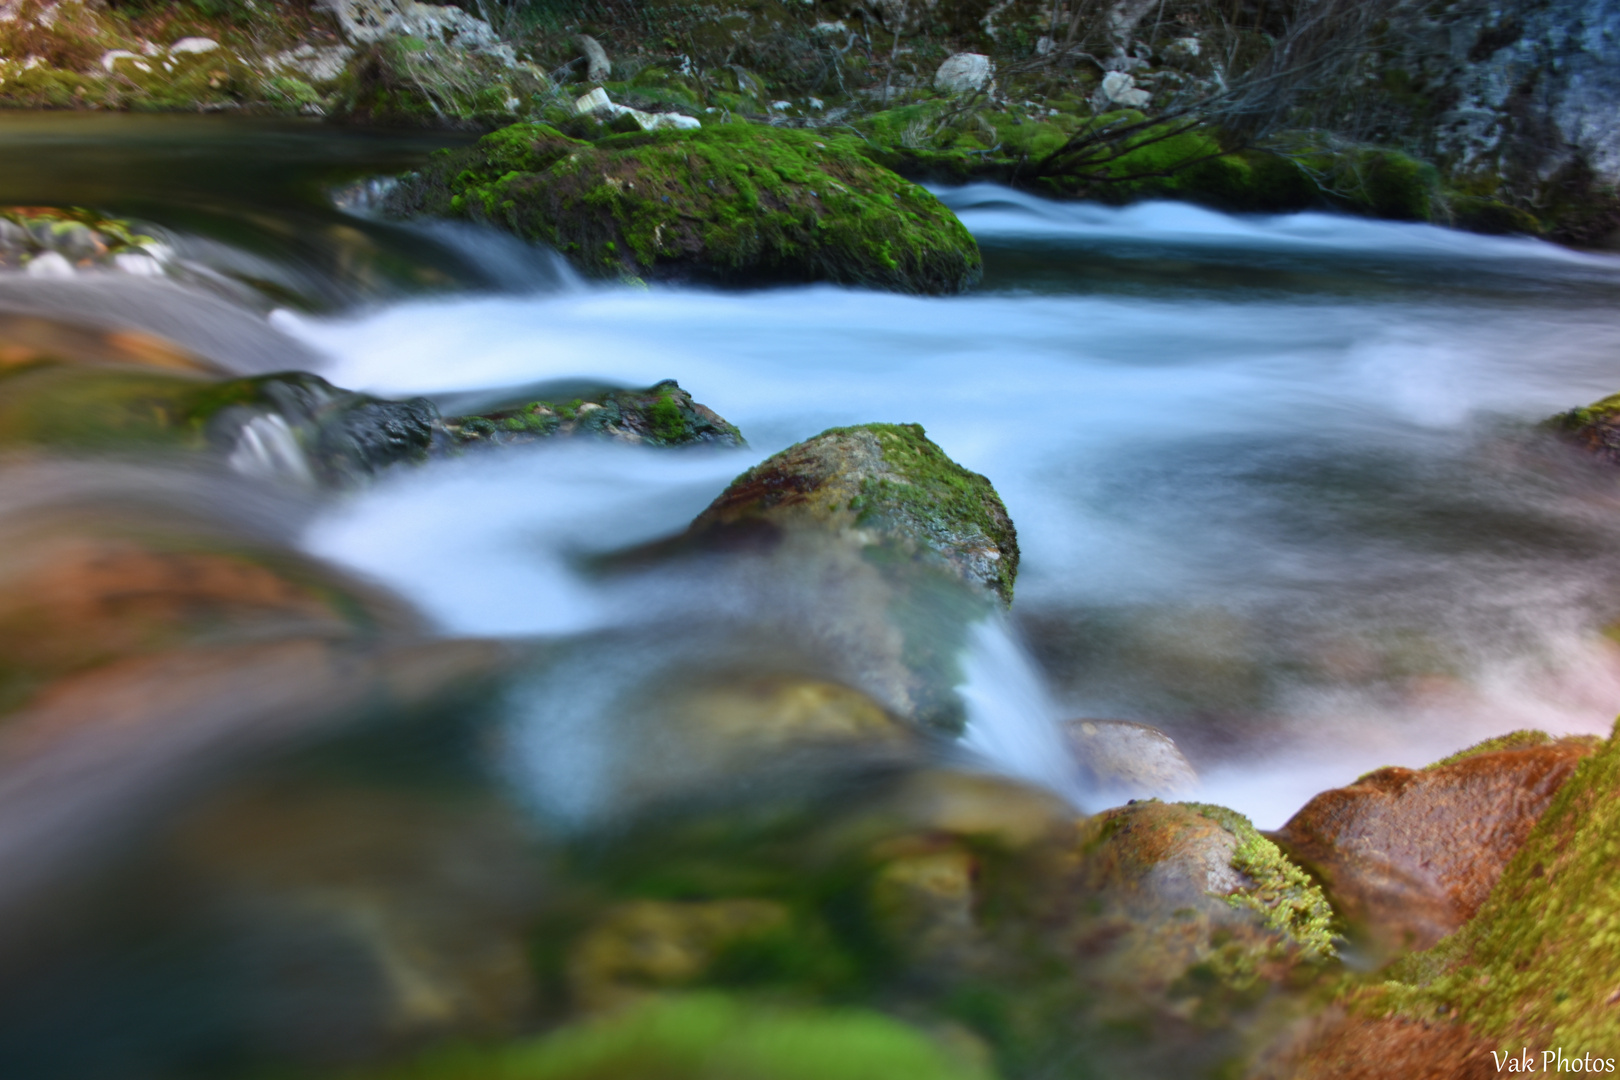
[
  {"x1": 691, "y1": 423, "x2": 1017, "y2": 605},
  {"x1": 384, "y1": 122, "x2": 982, "y2": 293},
  {"x1": 595, "y1": 423, "x2": 1015, "y2": 733},
  {"x1": 446, "y1": 380, "x2": 742, "y2": 450},
  {"x1": 1548, "y1": 390, "x2": 1620, "y2": 466},
  {"x1": 1270, "y1": 736, "x2": 1596, "y2": 958},
  {"x1": 1347, "y1": 722, "x2": 1620, "y2": 1052},
  {"x1": 0, "y1": 360, "x2": 436, "y2": 484}
]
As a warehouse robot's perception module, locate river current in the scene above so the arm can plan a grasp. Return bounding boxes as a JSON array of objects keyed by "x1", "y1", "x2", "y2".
[{"x1": 10, "y1": 117, "x2": 1620, "y2": 831}]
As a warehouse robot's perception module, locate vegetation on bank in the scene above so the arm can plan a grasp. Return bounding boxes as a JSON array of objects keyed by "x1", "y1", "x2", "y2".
[{"x1": 0, "y1": 0, "x2": 1609, "y2": 244}]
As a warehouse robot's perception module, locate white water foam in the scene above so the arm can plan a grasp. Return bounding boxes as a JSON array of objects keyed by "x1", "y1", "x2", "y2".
[{"x1": 291, "y1": 189, "x2": 1620, "y2": 827}]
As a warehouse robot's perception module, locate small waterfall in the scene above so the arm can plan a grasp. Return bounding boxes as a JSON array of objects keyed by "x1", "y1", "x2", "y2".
[
  {"x1": 227, "y1": 414, "x2": 316, "y2": 487},
  {"x1": 957, "y1": 617, "x2": 1084, "y2": 805}
]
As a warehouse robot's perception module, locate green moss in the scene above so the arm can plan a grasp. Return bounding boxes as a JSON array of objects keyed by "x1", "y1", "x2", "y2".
[
  {"x1": 341, "y1": 993, "x2": 993, "y2": 1080},
  {"x1": 1551, "y1": 391, "x2": 1620, "y2": 433},
  {"x1": 387, "y1": 122, "x2": 982, "y2": 294},
  {"x1": 1366, "y1": 722, "x2": 1620, "y2": 1047},
  {"x1": 1288, "y1": 144, "x2": 1442, "y2": 221},
  {"x1": 840, "y1": 423, "x2": 1018, "y2": 606},
  {"x1": 649, "y1": 388, "x2": 690, "y2": 442},
  {"x1": 447, "y1": 380, "x2": 740, "y2": 449},
  {"x1": 1425, "y1": 729, "x2": 1559, "y2": 768},
  {"x1": 1184, "y1": 803, "x2": 1337, "y2": 960}
]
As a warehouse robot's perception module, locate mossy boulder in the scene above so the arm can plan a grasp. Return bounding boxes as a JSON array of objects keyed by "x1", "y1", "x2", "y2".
[
  {"x1": 1271, "y1": 734, "x2": 1597, "y2": 958},
  {"x1": 1548, "y1": 390, "x2": 1620, "y2": 466},
  {"x1": 690, "y1": 423, "x2": 1017, "y2": 606},
  {"x1": 0, "y1": 360, "x2": 437, "y2": 485},
  {"x1": 1383, "y1": 722, "x2": 1620, "y2": 1044},
  {"x1": 611, "y1": 423, "x2": 1017, "y2": 733},
  {"x1": 446, "y1": 380, "x2": 743, "y2": 450},
  {"x1": 384, "y1": 122, "x2": 983, "y2": 293},
  {"x1": 1274, "y1": 722, "x2": 1620, "y2": 1074}
]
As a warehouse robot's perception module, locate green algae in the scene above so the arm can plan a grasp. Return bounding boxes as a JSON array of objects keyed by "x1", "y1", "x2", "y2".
[{"x1": 387, "y1": 122, "x2": 982, "y2": 294}]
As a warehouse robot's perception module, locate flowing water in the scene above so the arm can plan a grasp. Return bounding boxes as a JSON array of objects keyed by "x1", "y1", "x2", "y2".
[
  {"x1": 7, "y1": 116, "x2": 1620, "y2": 1073},
  {"x1": 290, "y1": 183, "x2": 1620, "y2": 825},
  {"x1": 8, "y1": 118, "x2": 1620, "y2": 829}
]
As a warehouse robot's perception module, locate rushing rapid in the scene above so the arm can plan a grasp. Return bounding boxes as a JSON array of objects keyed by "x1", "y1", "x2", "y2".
[{"x1": 277, "y1": 188, "x2": 1620, "y2": 825}]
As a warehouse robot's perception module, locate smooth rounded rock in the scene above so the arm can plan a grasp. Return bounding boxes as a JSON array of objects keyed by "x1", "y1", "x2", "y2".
[{"x1": 1271, "y1": 732, "x2": 1597, "y2": 956}]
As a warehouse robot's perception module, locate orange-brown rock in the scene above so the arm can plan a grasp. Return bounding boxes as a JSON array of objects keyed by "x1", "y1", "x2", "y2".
[
  {"x1": 1251, "y1": 1009, "x2": 1496, "y2": 1080},
  {"x1": 0, "y1": 514, "x2": 418, "y2": 715},
  {"x1": 1271, "y1": 734, "x2": 1597, "y2": 957}
]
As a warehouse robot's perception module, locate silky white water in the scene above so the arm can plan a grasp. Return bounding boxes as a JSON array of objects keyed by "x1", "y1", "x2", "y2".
[{"x1": 290, "y1": 189, "x2": 1620, "y2": 827}]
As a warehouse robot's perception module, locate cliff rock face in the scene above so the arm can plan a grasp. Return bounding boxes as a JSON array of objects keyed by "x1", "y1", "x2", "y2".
[
  {"x1": 1434, "y1": 0, "x2": 1620, "y2": 183},
  {"x1": 1371, "y1": 0, "x2": 1620, "y2": 240}
]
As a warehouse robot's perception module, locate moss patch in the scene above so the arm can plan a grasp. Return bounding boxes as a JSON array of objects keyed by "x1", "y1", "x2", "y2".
[
  {"x1": 846, "y1": 423, "x2": 1019, "y2": 606},
  {"x1": 445, "y1": 379, "x2": 742, "y2": 449},
  {"x1": 385, "y1": 121, "x2": 982, "y2": 294},
  {"x1": 1359, "y1": 722, "x2": 1620, "y2": 1049},
  {"x1": 1184, "y1": 803, "x2": 1337, "y2": 960}
]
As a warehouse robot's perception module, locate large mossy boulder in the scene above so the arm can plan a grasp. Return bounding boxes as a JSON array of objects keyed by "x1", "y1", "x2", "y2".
[
  {"x1": 384, "y1": 122, "x2": 983, "y2": 294},
  {"x1": 1272, "y1": 731, "x2": 1597, "y2": 959},
  {"x1": 621, "y1": 422, "x2": 1018, "y2": 733},
  {"x1": 1376, "y1": 722, "x2": 1620, "y2": 1050}
]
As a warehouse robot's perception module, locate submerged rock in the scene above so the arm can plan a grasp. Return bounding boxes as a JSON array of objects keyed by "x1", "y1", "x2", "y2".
[
  {"x1": 1272, "y1": 731, "x2": 1598, "y2": 957},
  {"x1": 0, "y1": 346, "x2": 742, "y2": 484},
  {"x1": 0, "y1": 207, "x2": 161, "y2": 276},
  {"x1": 385, "y1": 123, "x2": 982, "y2": 294},
  {"x1": 0, "y1": 361, "x2": 436, "y2": 486}
]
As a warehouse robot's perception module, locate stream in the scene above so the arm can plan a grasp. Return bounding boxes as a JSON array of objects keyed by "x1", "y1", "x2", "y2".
[{"x1": 5, "y1": 114, "x2": 1620, "y2": 1075}]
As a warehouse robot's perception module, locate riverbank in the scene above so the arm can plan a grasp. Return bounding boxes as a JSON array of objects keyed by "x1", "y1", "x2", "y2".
[{"x1": 1, "y1": 0, "x2": 1614, "y2": 250}]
